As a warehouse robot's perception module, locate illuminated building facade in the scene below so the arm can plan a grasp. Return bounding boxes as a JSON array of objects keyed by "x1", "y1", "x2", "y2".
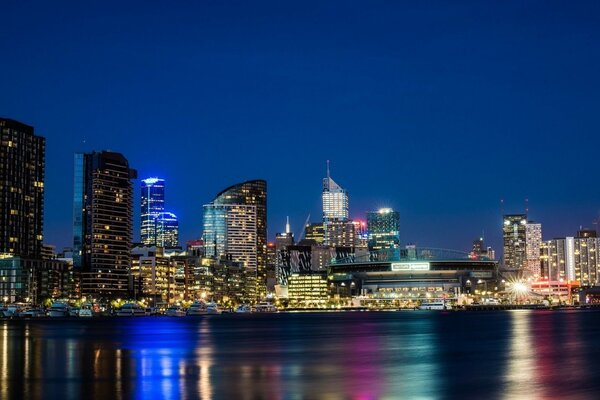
[
  {"x1": 367, "y1": 208, "x2": 400, "y2": 252},
  {"x1": 525, "y1": 222, "x2": 542, "y2": 277},
  {"x1": 130, "y1": 246, "x2": 176, "y2": 304},
  {"x1": 540, "y1": 234, "x2": 600, "y2": 285},
  {"x1": 155, "y1": 211, "x2": 179, "y2": 247},
  {"x1": 202, "y1": 180, "x2": 267, "y2": 300},
  {"x1": 304, "y1": 223, "x2": 324, "y2": 244},
  {"x1": 322, "y1": 165, "x2": 349, "y2": 246},
  {"x1": 325, "y1": 220, "x2": 358, "y2": 247},
  {"x1": 73, "y1": 151, "x2": 137, "y2": 297},
  {"x1": 502, "y1": 214, "x2": 527, "y2": 270},
  {"x1": 140, "y1": 178, "x2": 179, "y2": 247},
  {"x1": 288, "y1": 272, "x2": 328, "y2": 304},
  {"x1": 140, "y1": 177, "x2": 165, "y2": 245},
  {"x1": 0, "y1": 118, "x2": 45, "y2": 258}
]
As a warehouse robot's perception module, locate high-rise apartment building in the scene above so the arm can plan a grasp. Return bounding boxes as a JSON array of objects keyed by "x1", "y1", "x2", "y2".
[
  {"x1": 0, "y1": 118, "x2": 45, "y2": 257},
  {"x1": 524, "y1": 222, "x2": 542, "y2": 277},
  {"x1": 540, "y1": 233, "x2": 600, "y2": 285},
  {"x1": 502, "y1": 214, "x2": 527, "y2": 270},
  {"x1": 202, "y1": 180, "x2": 267, "y2": 299},
  {"x1": 73, "y1": 151, "x2": 137, "y2": 297},
  {"x1": 367, "y1": 208, "x2": 400, "y2": 251}
]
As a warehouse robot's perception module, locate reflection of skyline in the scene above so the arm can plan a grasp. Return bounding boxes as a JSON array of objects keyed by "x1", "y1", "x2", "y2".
[
  {"x1": 503, "y1": 311, "x2": 537, "y2": 399},
  {"x1": 2, "y1": 313, "x2": 600, "y2": 399}
]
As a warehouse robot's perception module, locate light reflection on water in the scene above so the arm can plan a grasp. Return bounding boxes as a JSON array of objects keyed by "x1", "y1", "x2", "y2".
[{"x1": 1, "y1": 310, "x2": 600, "y2": 399}]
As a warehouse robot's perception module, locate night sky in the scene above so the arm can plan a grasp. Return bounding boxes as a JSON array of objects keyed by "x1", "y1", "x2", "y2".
[{"x1": 2, "y1": 1, "x2": 599, "y2": 253}]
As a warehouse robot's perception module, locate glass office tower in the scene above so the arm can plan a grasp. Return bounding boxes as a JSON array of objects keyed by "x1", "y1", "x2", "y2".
[
  {"x1": 203, "y1": 180, "x2": 267, "y2": 299},
  {"x1": 140, "y1": 177, "x2": 165, "y2": 245}
]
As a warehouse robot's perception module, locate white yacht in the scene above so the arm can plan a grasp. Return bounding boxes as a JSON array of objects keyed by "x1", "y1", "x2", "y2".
[
  {"x1": 206, "y1": 302, "x2": 221, "y2": 315},
  {"x1": 418, "y1": 300, "x2": 452, "y2": 311},
  {"x1": 186, "y1": 301, "x2": 208, "y2": 316},
  {"x1": 235, "y1": 304, "x2": 252, "y2": 313},
  {"x1": 254, "y1": 302, "x2": 278, "y2": 313},
  {"x1": 165, "y1": 305, "x2": 186, "y2": 317},
  {"x1": 47, "y1": 302, "x2": 70, "y2": 317},
  {"x1": 116, "y1": 303, "x2": 146, "y2": 317}
]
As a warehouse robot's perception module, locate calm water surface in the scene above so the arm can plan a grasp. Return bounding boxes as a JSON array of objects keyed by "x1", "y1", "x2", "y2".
[{"x1": 2, "y1": 310, "x2": 600, "y2": 399}]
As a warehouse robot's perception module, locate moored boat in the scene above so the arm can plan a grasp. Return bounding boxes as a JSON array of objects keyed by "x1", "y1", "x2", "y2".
[
  {"x1": 254, "y1": 302, "x2": 278, "y2": 313},
  {"x1": 165, "y1": 305, "x2": 186, "y2": 317},
  {"x1": 116, "y1": 303, "x2": 146, "y2": 317},
  {"x1": 47, "y1": 302, "x2": 70, "y2": 317},
  {"x1": 418, "y1": 300, "x2": 452, "y2": 310},
  {"x1": 78, "y1": 303, "x2": 94, "y2": 317},
  {"x1": 206, "y1": 302, "x2": 221, "y2": 315},
  {"x1": 186, "y1": 301, "x2": 208, "y2": 316},
  {"x1": 235, "y1": 304, "x2": 252, "y2": 313}
]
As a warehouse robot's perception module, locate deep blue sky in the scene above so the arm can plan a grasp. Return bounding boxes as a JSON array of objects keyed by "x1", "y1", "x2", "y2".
[{"x1": 2, "y1": 1, "x2": 600, "y2": 253}]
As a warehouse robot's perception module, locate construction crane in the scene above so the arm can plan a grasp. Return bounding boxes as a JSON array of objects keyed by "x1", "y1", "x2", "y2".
[{"x1": 296, "y1": 213, "x2": 311, "y2": 241}]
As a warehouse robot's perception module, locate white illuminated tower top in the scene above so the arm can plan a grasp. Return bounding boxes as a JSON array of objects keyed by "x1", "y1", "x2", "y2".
[{"x1": 322, "y1": 161, "x2": 348, "y2": 223}]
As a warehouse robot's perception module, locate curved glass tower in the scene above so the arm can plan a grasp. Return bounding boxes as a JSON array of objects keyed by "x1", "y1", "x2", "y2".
[{"x1": 203, "y1": 180, "x2": 267, "y2": 300}]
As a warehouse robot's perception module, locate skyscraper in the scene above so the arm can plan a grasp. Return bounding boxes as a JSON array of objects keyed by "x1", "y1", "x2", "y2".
[
  {"x1": 155, "y1": 211, "x2": 179, "y2": 247},
  {"x1": 140, "y1": 177, "x2": 165, "y2": 245},
  {"x1": 367, "y1": 208, "x2": 400, "y2": 252},
  {"x1": 202, "y1": 180, "x2": 267, "y2": 299},
  {"x1": 322, "y1": 162, "x2": 348, "y2": 246},
  {"x1": 525, "y1": 222, "x2": 542, "y2": 277},
  {"x1": 73, "y1": 151, "x2": 137, "y2": 297},
  {"x1": 140, "y1": 177, "x2": 179, "y2": 248},
  {"x1": 0, "y1": 118, "x2": 45, "y2": 257},
  {"x1": 502, "y1": 214, "x2": 527, "y2": 270}
]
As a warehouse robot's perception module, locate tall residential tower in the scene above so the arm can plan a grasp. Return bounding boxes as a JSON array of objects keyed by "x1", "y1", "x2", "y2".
[
  {"x1": 0, "y1": 118, "x2": 45, "y2": 257},
  {"x1": 73, "y1": 151, "x2": 137, "y2": 297}
]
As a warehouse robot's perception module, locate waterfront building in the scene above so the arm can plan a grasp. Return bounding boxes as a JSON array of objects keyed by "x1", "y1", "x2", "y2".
[
  {"x1": 140, "y1": 177, "x2": 165, "y2": 245},
  {"x1": 0, "y1": 255, "x2": 72, "y2": 303},
  {"x1": 329, "y1": 246, "x2": 498, "y2": 308},
  {"x1": 202, "y1": 180, "x2": 267, "y2": 300},
  {"x1": 130, "y1": 246, "x2": 177, "y2": 304},
  {"x1": 540, "y1": 233, "x2": 600, "y2": 285},
  {"x1": 502, "y1": 214, "x2": 527, "y2": 270},
  {"x1": 72, "y1": 151, "x2": 137, "y2": 298},
  {"x1": 288, "y1": 272, "x2": 329, "y2": 305},
  {"x1": 0, "y1": 118, "x2": 45, "y2": 258},
  {"x1": 367, "y1": 208, "x2": 400, "y2": 252},
  {"x1": 525, "y1": 222, "x2": 542, "y2": 277}
]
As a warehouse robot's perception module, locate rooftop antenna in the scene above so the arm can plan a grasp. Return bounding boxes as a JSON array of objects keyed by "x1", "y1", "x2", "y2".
[
  {"x1": 285, "y1": 216, "x2": 291, "y2": 234},
  {"x1": 326, "y1": 160, "x2": 330, "y2": 179},
  {"x1": 525, "y1": 198, "x2": 529, "y2": 220}
]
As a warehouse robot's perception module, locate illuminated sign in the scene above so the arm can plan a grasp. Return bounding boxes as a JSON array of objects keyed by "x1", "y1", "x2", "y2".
[{"x1": 391, "y1": 262, "x2": 430, "y2": 271}]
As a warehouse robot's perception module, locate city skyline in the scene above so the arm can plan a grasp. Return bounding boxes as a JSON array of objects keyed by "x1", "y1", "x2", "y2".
[{"x1": 2, "y1": 1, "x2": 600, "y2": 254}]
